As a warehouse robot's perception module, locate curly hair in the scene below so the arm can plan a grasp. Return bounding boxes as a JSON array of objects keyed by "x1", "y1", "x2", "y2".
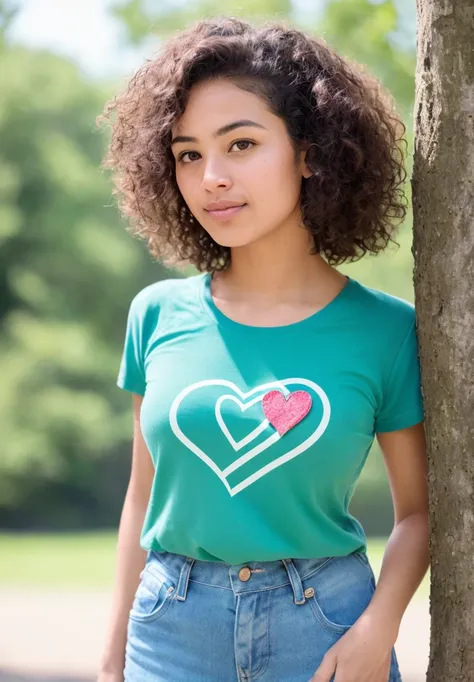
[{"x1": 97, "y1": 16, "x2": 407, "y2": 272}]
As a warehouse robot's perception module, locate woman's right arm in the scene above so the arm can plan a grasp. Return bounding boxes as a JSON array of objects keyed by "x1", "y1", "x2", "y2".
[{"x1": 97, "y1": 393, "x2": 155, "y2": 681}]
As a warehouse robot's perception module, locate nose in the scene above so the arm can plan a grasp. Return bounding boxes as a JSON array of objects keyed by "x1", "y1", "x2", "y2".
[{"x1": 200, "y1": 157, "x2": 232, "y2": 192}]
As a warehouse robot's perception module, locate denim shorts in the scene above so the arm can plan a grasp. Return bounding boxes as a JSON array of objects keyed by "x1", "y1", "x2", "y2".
[{"x1": 124, "y1": 548, "x2": 402, "y2": 682}]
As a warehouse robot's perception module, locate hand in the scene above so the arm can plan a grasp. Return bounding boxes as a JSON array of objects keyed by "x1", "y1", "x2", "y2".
[{"x1": 308, "y1": 612, "x2": 398, "y2": 682}]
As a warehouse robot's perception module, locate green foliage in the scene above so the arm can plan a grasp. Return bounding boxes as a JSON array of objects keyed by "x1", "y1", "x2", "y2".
[
  {"x1": 111, "y1": 0, "x2": 295, "y2": 42},
  {"x1": 0, "y1": 44, "x2": 176, "y2": 523},
  {"x1": 317, "y1": 0, "x2": 415, "y2": 119}
]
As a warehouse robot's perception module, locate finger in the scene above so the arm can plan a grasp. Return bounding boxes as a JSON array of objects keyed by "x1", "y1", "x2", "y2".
[{"x1": 308, "y1": 654, "x2": 337, "y2": 682}]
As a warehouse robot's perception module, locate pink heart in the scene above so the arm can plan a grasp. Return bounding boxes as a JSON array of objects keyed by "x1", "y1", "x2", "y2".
[{"x1": 262, "y1": 390, "x2": 312, "y2": 436}]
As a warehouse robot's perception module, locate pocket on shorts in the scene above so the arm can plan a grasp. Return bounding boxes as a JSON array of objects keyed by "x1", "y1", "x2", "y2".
[
  {"x1": 129, "y1": 561, "x2": 176, "y2": 624},
  {"x1": 304, "y1": 551, "x2": 376, "y2": 634}
]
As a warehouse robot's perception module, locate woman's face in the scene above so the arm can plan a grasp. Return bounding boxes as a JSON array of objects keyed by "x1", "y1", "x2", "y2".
[{"x1": 170, "y1": 78, "x2": 312, "y2": 249}]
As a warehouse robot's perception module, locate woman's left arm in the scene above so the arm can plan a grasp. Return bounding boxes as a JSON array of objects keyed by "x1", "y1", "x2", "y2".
[
  {"x1": 363, "y1": 420, "x2": 430, "y2": 629},
  {"x1": 309, "y1": 421, "x2": 430, "y2": 682}
]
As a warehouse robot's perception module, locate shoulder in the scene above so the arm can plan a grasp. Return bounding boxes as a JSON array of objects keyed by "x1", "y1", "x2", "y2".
[
  {"x1": 351, "y1": 278, "x2": 416, "y2": 333},
  {"x1": 129, "y1": 273, "x2": 202, "y2": 315}
]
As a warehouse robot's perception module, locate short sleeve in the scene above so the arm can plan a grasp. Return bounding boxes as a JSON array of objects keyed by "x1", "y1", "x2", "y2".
[
  {"x1": 116, "y1": 294, "x2": 147, "y2": 396},
  {"x1": 374, "y1": 318, "x2": 425, "y2": 433}
]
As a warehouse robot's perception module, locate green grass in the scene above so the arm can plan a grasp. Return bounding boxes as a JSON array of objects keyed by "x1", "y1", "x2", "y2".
[
  {"x1": 0, "y1": 532, "x2": 429, "y2": 598},
  {"x1": 0, "y1": 531, "x2": 118, "y2": 588}
]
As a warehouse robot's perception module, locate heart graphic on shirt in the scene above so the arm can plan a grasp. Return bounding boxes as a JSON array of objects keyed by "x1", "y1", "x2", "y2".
[
  {"x1": 169, "y1": 378, "x2": 331, "y2": 496},
  {"x1": 215, "y1": 383, "x2": 301, "y2": 452},
  {"x1": 262, "y1": 390, "x2": 313, "y2": 436}
]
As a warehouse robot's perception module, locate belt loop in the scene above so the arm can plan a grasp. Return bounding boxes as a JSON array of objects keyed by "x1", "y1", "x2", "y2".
[
  {"x1": 175, "y1": 556, "x2": 195, "y2": 602},
  {"x1": 281, "y1": 558, "x2": 306, "y2": 605}
]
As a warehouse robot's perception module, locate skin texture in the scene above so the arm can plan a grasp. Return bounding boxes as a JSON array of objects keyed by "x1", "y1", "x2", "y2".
[{"x1": 171, "y1": 78, "x2": 312, "y2": 252}]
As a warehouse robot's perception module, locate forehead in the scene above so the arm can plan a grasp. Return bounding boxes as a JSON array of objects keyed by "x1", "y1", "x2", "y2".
[{"x1": 171, "y1": 79, "x2": 271, "y2": 135}]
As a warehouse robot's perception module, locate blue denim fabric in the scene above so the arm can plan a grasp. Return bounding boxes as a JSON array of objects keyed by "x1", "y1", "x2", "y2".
[{"x1": 124, "y1": 549, "x2": 402, "y2": 681}]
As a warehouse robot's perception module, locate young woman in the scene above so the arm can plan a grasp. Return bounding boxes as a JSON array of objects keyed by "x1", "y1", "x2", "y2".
[{"x1": 97, "y1": 16, "x2": 429, "y2": 682}]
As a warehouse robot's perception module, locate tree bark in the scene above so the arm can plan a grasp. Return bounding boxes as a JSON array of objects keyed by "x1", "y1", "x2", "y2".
[{"x1": 412, "y1": 0, "x2": 474, "y2": 679}]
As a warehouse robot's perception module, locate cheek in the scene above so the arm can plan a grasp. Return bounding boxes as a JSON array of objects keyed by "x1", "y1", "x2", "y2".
[
  {"x1": 252, "y1": 162, "x2": 301, "y2": 214},
  {"x1": 174, "y1": 170, "x2": 188, "y2": 199},
  {"x1": 253, "y1": 148, "x2": 301, "y2": 198},
  {"x1": 176, "y1": 177, "x2": 200, "y2": 217}
]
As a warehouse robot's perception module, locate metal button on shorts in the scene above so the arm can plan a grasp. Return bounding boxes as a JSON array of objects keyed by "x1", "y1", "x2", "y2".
[{"x1": 238, "y1": 566, "x2": 251, "y2": 581}]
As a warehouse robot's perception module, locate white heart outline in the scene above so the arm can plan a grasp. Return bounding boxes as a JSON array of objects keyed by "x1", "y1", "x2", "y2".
[
  {"x1": 215, "y1": 384, "x2": 291, "y2": 452},
  {"x1": 169, "y1": 378, "x2": 331, "y2": 496}
]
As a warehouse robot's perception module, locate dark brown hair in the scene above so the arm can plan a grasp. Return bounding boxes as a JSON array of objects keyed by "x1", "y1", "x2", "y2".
[{"x1": 97, "y1": 16, "x2": 407, "y2": 272}]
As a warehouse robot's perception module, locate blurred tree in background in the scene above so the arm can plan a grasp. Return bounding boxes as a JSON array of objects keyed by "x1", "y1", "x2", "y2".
[
  {"x1": 0, "y1": 0, "x2": 417, "y2": 533},
  {"x1": 0, "y1": 3, "x2": 176, "y2": 527}
]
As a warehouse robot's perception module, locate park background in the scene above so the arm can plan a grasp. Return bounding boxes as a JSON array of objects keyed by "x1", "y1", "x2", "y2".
[{"x1": 0, "y1": 0, "x2": 430, "y2": 680}]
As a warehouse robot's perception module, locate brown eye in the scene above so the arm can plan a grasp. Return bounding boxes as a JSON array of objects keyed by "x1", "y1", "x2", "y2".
[
  {"x1": 231, "y1": 140, "x2": 255, "y2": 152},
  {"x1": 178, "y1": 150, "x2": 200, "y2": 163},
  {"x1": 177, "y1": 139, "x2": 255, "y2": 164}
]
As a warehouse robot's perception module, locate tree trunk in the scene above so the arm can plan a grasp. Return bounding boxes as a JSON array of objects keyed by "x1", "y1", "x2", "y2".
[{"x1": 412, "y1": 0, "x2": 474, "y2": 679}]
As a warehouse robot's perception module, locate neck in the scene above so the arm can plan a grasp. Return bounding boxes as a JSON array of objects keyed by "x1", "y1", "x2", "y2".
[{"x1": 214, "y1": 223, "x2": 339, "y2": 302}]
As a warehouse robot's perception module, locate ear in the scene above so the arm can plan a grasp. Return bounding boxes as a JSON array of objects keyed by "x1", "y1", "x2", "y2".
[{"x1": 298, "y1": 140, "x2": 313, "y2": 179}]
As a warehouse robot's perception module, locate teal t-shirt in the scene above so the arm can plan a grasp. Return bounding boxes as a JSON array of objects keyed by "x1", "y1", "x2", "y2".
[{"x1": 117, "y1": 273, "x2": 424, "y2": 564}]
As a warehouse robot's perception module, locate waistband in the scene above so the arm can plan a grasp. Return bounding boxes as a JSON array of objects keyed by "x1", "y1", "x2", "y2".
[{"x1": 144, "y1": 549, "x2": 368, "y2": 607}]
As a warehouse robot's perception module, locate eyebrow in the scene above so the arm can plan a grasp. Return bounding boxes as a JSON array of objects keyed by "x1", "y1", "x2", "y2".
[{"x1": 170, "y1": 119, "x2": 267, "y2": 147}]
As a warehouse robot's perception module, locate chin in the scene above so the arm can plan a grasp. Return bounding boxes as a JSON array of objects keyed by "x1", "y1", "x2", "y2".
[
  {"x1": 205, "y1": 225, "x2": 261, "y2": 249},
  {"x1": 210, "y1": 234, "x2": 259, "y2": 249}
]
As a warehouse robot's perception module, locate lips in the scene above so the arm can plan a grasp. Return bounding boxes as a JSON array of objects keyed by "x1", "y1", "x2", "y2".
[
  {"x1": 206, "y1": 204, "x2": 247, "y2": 220},
  {"x1": 205, "y1": 203, "x2": 245, "y2": 211},
  {"x1": 205, "y1": 200, "x2": 246, "y2": 211}
]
